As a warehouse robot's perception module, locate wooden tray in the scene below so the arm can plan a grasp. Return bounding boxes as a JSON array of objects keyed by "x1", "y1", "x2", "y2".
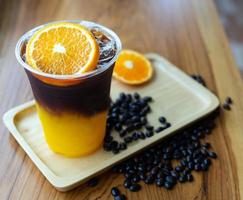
[{"x1": 3, "y1": 53, "x2": 219, "y2": 191}]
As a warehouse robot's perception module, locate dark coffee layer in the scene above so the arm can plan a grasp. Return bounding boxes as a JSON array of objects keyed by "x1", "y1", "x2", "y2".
[{"x1": 26, "y1": 64, "x2": 114, "y2": 116}]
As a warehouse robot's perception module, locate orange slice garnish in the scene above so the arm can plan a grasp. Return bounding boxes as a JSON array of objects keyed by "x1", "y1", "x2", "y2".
[
  {"x1": 113, "y1": 49, "x2": 153, "y2": 85},
  {"x1": 26, "y1": 22, "x2": 99, "y2": 75}
]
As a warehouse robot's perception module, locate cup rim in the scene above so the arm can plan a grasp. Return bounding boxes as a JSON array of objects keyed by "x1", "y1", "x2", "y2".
[{"x1": 15, "y1": 20, "x2": 122, "y2": 80}]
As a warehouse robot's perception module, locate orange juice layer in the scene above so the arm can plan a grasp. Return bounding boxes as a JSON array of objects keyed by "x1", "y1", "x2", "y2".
[{"x1": 36, "y1": 104, "x2": 107, "y2": 157}]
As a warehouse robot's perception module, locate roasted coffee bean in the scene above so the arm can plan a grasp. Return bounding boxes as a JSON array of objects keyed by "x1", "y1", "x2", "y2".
[
  {"x1": 156, "y1": 178, "x2": 164, "y2": 187},
  {"x1": 134, "y1": 122, "x2": 142, "y2": 129},
  {"x1": 223, "y1": 103, "x2": 231, "y2": 110},
  {"x1": 87, "y1": 177, "x2": 99, "y2": 187},
  {"x1": 129, "y1": 184, "x2": 141, "y2": 192},
  {"x1": 133, "y1": 93, "x2": 140, "y2": 99},
  {"x1": 164, "y1": 181, "x2": 174, "y2": 189},
  {"x1": 112, "y1": 148, "x2": 120, "y2": 154},
  {"x1": 138, "y1": 132, "x2": 146, "y2": 139},
  {"x1": 145, "y1": 125, "x2": 154, "y2": 131},
  {"x1": 124, "y1": 179, "x2": 132, "y2": 189},
  {"x1": 187, "y1": 162, "x2": 194, "y2": 170},
  {"x1": 170, "y1": 171, "x2": 179, "y2": 179},
  {"x1": 124, "y1": 136, "x2": 133, "y2": 144},
  {"x1": 151, "y1": 167, "x2": 159, "y2": 175},
  {"x1": 208, "y1": 151, "x2": 217, "y2": 158},
  {"x1": 144, "y1": 175, "x2": 154, "y2": 184},
  {"x1": 203, "y1": 158, "x2": 211, "y2": 166},
  {"x1": 202, "y1": 142, "x2": 211, "y2": 149},
  {"x1": 132, "y1": 175, "x2": 140, "y2": 183},
  {"x1": 119, "y1": 92, "x2": 126, "y2": 100},
  {"x1": 165, "y1": 123, "x2": 171, "y2": 128},
  {"x1": 143, "y1": 96, "x2": 153, "y2": 103},
  {"x1": 180, "y1": 159, "x2": 188, "y2": 167},
  {"x1": 159, "y1": 116, "x2": 166, "y2": 124},
  {"x1": 139, "y1": 173, "x2": 146, "y2": 180},
  {"x1": 165, "y1": 176, "x2": 176, "y2": 184},
  {"x1": 119, "y1": 143, "x2": 127, "y2": 150},
  {"x1": 155, "y1": 126, "x2": 164, "y2": 133},
  {"x1": 156, "y1": 172, "x2": 164, "y2": 179},
  {"x1": 186, "y1": 155, "x2": 193, "y2": 162},
  {"x1": 194, "y1": 164, "x2": 201, "y2": 171},
  {"x1": 119, "y1": 131, "x2": 126, "y2": 138},
  {"x1": 103, "y1": 142, "x2": 112, "y2": 151},
  {"x1": 132, "y1": 132, "x2": 139, "y2": 141},
  {"x1": 175, "y1": 166, "x2": 183, "y2": 172},
  {"x1": 225, "y1": 97, "x2": 233, "y2": 104},
  {"x1": 111, "y1": 187, "x2": 120, "y2": 196},
  {"x1": 124, "y1": 172, "x2": 133, "y2": 179},
  {"x1": 187, "y1": 174, "x2": 193, "y2": 182},
  {"x1": 179, "y1": 175, "x2": 187, "y2": 183},
  {"x1": 201, "y1": 163, "x2": 209, "y2": 171},
  {"x1": 140, "y1": 117, "x2": 147, "y2": 125},
  {"x1": 145, "y1": 131, "x2": 154, "y2": 138},
  {"x1": 110, "y1": 141, "x2": 118, "y2": 149},
  {"x1": 131, "y1": 116, "x2": 140, "y2": 123},
  {"x1": 114, "y1": 194, "x2": 126, "y2": 200},
  {"x1": 104, "y1": 135, "x2": 113, "y2": 143}
]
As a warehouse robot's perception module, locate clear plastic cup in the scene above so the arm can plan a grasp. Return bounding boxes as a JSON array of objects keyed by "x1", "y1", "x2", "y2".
[{"x1": 15, "y1": 20, "x2": 122, "y2": 157}]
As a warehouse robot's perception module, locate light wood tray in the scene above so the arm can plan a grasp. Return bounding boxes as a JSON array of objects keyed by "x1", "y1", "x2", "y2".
[{"x1": 3, "y1": 53, "x2": 219, "y2": 191}]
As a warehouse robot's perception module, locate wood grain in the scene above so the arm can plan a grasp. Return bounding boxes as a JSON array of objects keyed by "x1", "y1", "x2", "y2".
[{"x1": 0, "y1": 0, "x2": 242, "y2": 199}]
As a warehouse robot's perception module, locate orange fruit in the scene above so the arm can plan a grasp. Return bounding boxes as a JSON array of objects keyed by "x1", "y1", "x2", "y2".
[
  {"x1": 113, "y1": 49, "x2": 153, "y2": 85},
  {"x1": 26, "y1": 22, "x2": 99, "y2": 75}
]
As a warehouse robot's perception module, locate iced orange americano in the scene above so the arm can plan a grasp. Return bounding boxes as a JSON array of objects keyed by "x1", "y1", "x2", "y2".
[{"x1": 15, "y1": 21, "x2": 122, "y2": 157}]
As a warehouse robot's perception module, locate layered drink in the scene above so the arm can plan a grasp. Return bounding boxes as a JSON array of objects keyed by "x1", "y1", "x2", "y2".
[{"x1": 15, "y1": 21, "x2": 122, "y2": 157}]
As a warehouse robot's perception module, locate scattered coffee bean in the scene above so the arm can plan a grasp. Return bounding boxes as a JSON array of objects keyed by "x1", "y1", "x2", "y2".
[
  {"x1": 191, "y1": 74, "x2": 206, "y2": 87},
  {"x1": 145, "y1": 131, "x2": 154, "y2": 138},
  {"x1": 208, "y1": 151, "x2": 217, "y2": 158},
  {"x1": 165, "y1": 123, "x2": 171, "y2": 128},
  {"x1": 111, "y1": 187, "x2": 120, "y2": 196},
  {"x1": 114, "y1": 194, "x2": 126, "y2": 200},
  {"x1": 86, "y1": 177, "x2": 99, "y2": 187},
  {"x1": 159, "y1": 116, "x2": 166, "y2": 124},
  {"x1": 225, "y1": 97, "x2": 233, "y2": 104},
  {"x1": 155, "y1": 126, "x2": 164, "y2": 133},
  {"x1": 223, "y1": 103, "x2": 231, "y2": 110}
]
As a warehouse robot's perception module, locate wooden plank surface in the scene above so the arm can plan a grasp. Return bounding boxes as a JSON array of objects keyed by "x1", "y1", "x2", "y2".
[{"x1": 0, "y1": 0, "x2": 242, "y2": 199}]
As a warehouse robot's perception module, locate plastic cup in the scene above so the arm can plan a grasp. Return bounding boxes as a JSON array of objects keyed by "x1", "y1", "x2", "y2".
[{"x1": 15, "y1": 20, "x2": 122, "y2": 157}]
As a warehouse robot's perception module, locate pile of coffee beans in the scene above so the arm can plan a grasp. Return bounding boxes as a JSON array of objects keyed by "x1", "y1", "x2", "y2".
[
  {"x1": 103, "y1": 92, "x2": 171, "y2": 154},
  {"x1": 87, "y1": 74, "x2": 220, "y2": 200},
  {"x1": 111, "y1": 110, "x2": 218, "y2": 195}
]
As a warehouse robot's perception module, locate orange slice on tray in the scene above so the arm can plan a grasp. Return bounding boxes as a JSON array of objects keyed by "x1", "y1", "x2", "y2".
[
  {"x1": 113, "y1": 49, "x2": 153, "y2": 85},
  {"x1": 26, "y1": 22, "x2": 99, "y2": 75}
]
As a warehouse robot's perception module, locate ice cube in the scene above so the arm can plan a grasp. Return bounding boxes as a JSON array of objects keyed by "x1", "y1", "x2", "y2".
[{"x1": 91, "y1": 28, "x2": 117, "y2": 65}]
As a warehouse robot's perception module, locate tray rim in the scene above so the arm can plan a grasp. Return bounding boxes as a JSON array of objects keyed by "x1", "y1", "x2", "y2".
[{"x1": 3, "y1": 53, "x2": 220, "y2": 191}]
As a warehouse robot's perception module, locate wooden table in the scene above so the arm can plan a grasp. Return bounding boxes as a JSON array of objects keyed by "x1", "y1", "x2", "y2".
[{"x1": 0, "y1": 0, "x2": 243, "y2": 199}]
